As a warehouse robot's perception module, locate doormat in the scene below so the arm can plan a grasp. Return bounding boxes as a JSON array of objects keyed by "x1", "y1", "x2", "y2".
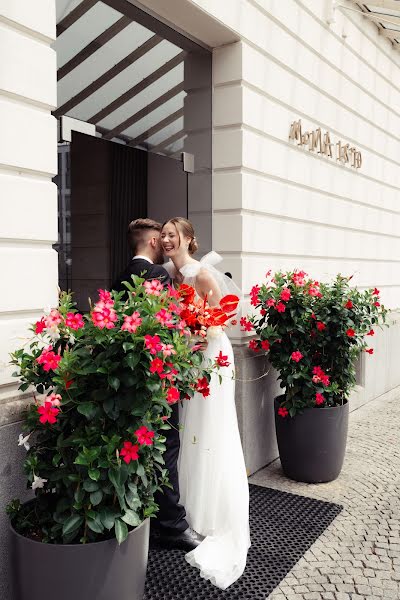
[{"x1": 144, "y1": 484, "x2": 342, "y2": 600}]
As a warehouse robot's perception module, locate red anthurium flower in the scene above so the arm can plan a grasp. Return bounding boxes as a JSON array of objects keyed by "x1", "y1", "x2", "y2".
[
  {"x1": 178, "y1": 284, "x2": 195, "y2": 305},
  {"x1": 278, "y1": 407, "x2": 288, "y2": 418},
  {"x1": 346, "y1": 328, "x2": 355, "y2": 337},
  {"x1": 276, "y1": 302, "x2": 286, "y2": 313},
  {"x1": 135, "y1": 426, "x2": 155, "y2": 447},
  {"x1": 38, "y1": 402, "x2": 60, "y2": 424},
  {"x1": 291, "y1": 351, "x2": 303, "y2": 363},
  {"x1": 365, "y1": 348, "x2": 374, "y2": 355},
  {"x1": 219, "y1": 295, "x2": 240, "y2": 314},
  {"x1": 315, "y1": 393, "x2": 325, "y2": 406},
  {"x1": 166, "y1": 387, "x2": 180, "y2": 404},
  {"x1": 120, "y1": 441, "x2": 139, "y2": 463},
  {"x1": 372, "y1": 288, "x2": 380, "y2": 296},
  {"x1": 215, "y1": 352, "x2": 230, "y2": 367},
  {"x1": 196, "y1": 377, "x2": 210, "y2": 398},
  {"x1": 261, "y1": 340, "x2": 270, "y2": 351},
  {"x1": 316, "y1": 322, "x2": 326, "y2": 332},
  {"x1": 280, "y1": 288, "x2": 291, "y2": 302},
  {"x1": 367, "y1": 329, "x2": 375, "y2": 336},
  {"x1": 35, "y1": 318, "x2": 46, "y2": 334},
  {"x1": 345, "y1": 300, "x2": 353, "y2": 309},
  {"x1": 248, "y1": 339, "x2": 259, "y2": 352}
]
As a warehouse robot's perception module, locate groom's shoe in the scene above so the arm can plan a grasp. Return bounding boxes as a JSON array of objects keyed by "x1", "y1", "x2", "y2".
[{"x1": 156, "y1": 527, "x2": 204, "y2": 551}]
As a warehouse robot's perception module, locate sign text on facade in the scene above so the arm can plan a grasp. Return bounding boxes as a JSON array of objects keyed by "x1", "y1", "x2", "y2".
[{"x1": 289, "y1": 119, "x2": 362, "y2": 169}]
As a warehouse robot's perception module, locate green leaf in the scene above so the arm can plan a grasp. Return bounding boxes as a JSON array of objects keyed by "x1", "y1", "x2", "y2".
[
  {"x1": 121, "y1": 509, "x2": 141, "y2": 527},
  {"x1": 77, "y1": 402, "x2": 97, "y2": 419},
  {"x1": 88, "y1": 468, "x2": 100, "y2": 481},
  {"x1": 115, "y1": 519, "x2": 128, "y2": 544},
  {"x1": 52, "y1": 453, "x2": 62, "y2": 467},
  {"x1": 74, "y1": 488, "x2": 85, "y2": 503},
  {"x1": 103, "y1": 397, "x2": 120, "y2": 420},
  {"x1": 83, "y1": 479, "x2": 99, "y2": 492},
  {"x1": 125, "y1": 353, "x2": 140, "y2": 370},
  {"x1": 87, "y1": 517, "x2": 104, "y2": 534},
  {"x1": 62, "y1": 514, "x2": 84, "y2": 537},
  {"x1": 122, "y1": 342, "x2": 135, "y2": 352},
  {"x1": 136, "y1": 463, "x2": 145, "y2": 477},
  {"x1": 108, "y1": 376, "x2": 120, "y2": 392},
  {"x1": 99, "y1": 508, "x2": 120, "y2": 531},
  {"x1": 90, "y1": 489, "x2": 103, "y2": 506}
]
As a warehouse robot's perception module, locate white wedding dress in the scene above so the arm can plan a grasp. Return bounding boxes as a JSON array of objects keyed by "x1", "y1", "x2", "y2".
[{"x1": 165, "y1": 252, "x2": 251, "y2": 590}]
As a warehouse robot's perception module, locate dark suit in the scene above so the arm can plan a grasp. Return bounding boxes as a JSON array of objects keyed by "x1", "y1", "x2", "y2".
[{"x1": 112, "y1": 257, "x2": 188, "y2": 534}]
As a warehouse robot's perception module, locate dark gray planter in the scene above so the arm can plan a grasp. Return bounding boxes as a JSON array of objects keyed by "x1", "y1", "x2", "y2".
[
  {"x1": 274, "y1": 397, "x2": 349, "y2": 483},
  {"x1": 11, "y1": 517, "x2": 149, "y2": 600}
]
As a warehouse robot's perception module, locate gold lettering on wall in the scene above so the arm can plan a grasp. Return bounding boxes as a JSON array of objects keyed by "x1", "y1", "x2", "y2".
[{"x1": 289, "y1": 119, "x2": 362, "y2": 169}]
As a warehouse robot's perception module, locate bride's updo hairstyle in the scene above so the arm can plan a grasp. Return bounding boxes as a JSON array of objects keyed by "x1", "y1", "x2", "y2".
[{"x1": 163, "y1": 217, "x2": 199, "y2": 255}]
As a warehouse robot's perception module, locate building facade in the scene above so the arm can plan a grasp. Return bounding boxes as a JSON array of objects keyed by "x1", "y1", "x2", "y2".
[{"x1": 1, "y1": 0, "x2": 400, "y2": 596}]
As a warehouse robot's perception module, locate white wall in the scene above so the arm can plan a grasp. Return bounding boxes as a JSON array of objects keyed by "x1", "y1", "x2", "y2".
[{"x1": 0, "y1": 0, "x2": 58, "y2": 406}]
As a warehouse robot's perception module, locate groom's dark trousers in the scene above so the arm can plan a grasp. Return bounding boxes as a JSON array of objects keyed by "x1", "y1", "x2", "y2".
[{"x1": 112, "y1": 257, "x2": 189, "y2": 534}]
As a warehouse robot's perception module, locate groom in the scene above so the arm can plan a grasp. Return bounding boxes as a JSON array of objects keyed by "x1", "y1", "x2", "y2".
[{"x1": 112, "y1": 218, "x2": 203, "y2": 551}]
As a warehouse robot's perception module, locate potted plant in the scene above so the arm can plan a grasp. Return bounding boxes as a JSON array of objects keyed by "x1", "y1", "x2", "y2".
[
  {"x1": 8, "y1": 277, "x2": 215, "y2": 600},
  {"x1": 243, "y1": 270, "x2": 387, "y2": 483}
]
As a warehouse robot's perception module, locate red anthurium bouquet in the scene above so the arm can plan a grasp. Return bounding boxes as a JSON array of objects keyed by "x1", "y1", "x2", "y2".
[
  {"x1": 8, "y1": 276, "x2": 219, "y2": 545},
  {"x1": 245, "y1": 270, "x2": 388, "y2": 417}
]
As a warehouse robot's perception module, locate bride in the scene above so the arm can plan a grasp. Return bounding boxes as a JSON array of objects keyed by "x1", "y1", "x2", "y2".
[{"x1": 161, "y1": 217, "x2": 251, "y2": 590}]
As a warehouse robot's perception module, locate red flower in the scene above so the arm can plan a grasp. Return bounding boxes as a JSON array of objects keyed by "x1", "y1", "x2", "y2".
[
  {"x1": 196, "y1": 377, "x2": 210, "y2": 397},
  {"x1": 291, "y1": 351, "x2": 303, "y2": 362},
  {"x1": 365, "y1": 348, "x2": 374, "y2": 355},
  {"x1": 178, "y1": 284, "x2": 195, "y2": 305},
  {"x1": 311, "y1": 313, "x2": 317, "y2": 320},
  {"x1": 248, "y1": 339, "x2": 259, "y2": 352},
  {"x1": 144, "y1": 280, "x2": 163, "y2": 296},
  {"x1": 36, "y1": 346, "x2": 62, "y2": 372},
  {"x1": 260, "y1": 309, "x2": 266, "y2": 316},
  {"x1": 308, "y1": 285, "x2": 320, "y2": 297},
  {"x1": 150, "y1": 357, "x2": 164, "y2": 375},
  {"x1": 65, "y1": 312, "x2": 84, "y2": 330},
  {"x1": 166, "y1": 387, "x2": 180, "y2": 404},
  {"x1": 276, "y1": 302, "x2": 286, "y2": 313},
  {"x1": 292, "y1": 270, "x2": 307, "y2": 287},
  {"x1": 38, "y1": 401, "x2": 60, "y2": 424},
  {"x1": 345, "y1": 300, "x2": 353, "y2": 309},
  {"x1": 120, "y1": 441, "x2": 139, "y2": 463},
  {"x1": 215, "y1": 351, "x2": 230, "y2": 367},
  {"x1": 135, "y1": 426, "x2": 155, "y2": 446},
  {"x1": 220, "y1": 295, "x2": 240, "y2": 314},
  {"x1": 315, "y1": 393, "x2": 325, "y2": 406},
  {"x1": 167, "y1": 284, "x2": 180, "y2": 299},
  {"x1": 316, "y1": 322, "x2": 326, "y2": 332},
  {"x1": 144, "y1": 334, "x2": 162, "y2": 355},
  {"x1": 374, "y1": 301, "x2": 380, "y2": 307},
  {"x1": 250, "y1": 285, "x2": 261, "y2": 306},
  {"x1": 312, "y1": 366, "x2": 330, "y2": 386},
  {"x1": 280, "y1": 288, "x2": 291, "y2": 302},
  {"x1": 65, "y1": 378, "x2": 74, "y2": 390},
  {"x1": 261, "y1": 340, "x2": 270, "y2": 351},
  {"x1": 346, "y1": 328, "x2": 355, "y2": 337},
  {"x1": 35, "y1": 318, "x2": 46, "y2": 334},
  {"x1": 372, "y1": 288, "x2": 380, "y2": 296},
  {"x1": 367, "y1": 329, "x2": 375, "y2": 336},
  {"x1": 266, "y1": 298, "x2": 276, "y2": 307},
  {"x1": 240, "y1": 317, "x2": 253, "y2": 332},
  {"x1": 278, "y1": 407, "x2": 288, "y2": 418}
]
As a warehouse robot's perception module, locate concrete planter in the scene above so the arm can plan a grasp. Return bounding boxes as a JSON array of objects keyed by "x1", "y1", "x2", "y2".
[
  {"x1": 11, "y1": 515, "x2": 149, "y2": 600},
  {"x1": 274, "y1": 397, "x2": 349, "y2": 483}
]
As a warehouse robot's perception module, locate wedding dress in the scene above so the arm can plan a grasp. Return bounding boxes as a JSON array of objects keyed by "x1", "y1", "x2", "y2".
[{"x1": 165, "y1": 252, "x2": 251, "y2": 590}]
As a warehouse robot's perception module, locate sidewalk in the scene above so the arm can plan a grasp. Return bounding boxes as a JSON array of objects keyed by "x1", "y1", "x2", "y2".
[{"x1": 249, "y1": 391, "x2": 400, "y2": 600}]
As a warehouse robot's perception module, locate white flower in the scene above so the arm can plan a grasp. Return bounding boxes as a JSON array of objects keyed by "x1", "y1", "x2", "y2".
[
  {"x1": 207, "y1": 326, "x2": 223, "y2": 340},
  {"x1": 46, "y1": 325, "x2": 60, "y2": 342},
  {"x1": 18, "y1": 433, "x2": 31, "y2": 451},
  {"x1": 68, "y1": 333, "x2": 76, "y2": 345},
  {"x1": 32, "y1": 474, "x2": 47, "y2": 490},
  {"x1": 43, "y1": 305, "x2": 52, "y2": 315}
]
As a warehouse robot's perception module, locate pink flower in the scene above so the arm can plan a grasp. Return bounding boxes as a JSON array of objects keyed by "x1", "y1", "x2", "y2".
[
  {"x1": 160, "y1": 343, "x2": 176, "y2": 357},
  {"x1": 38, "y1": 401, "x2": 60, "y2": 424},
  {"x1": 159, "y1": 364, "x2": 178, "y2": 382},
  {"x1": 98, "y1": 289, "x2": 113, "y2": 305},
  {"x1": 35, "y1": 318, "x2": 46, "y2": 334},
  {"x1": 45, "y1": 309, "x2": 63, "y2": 328},
  {"x1": 240, "y1": 317, "x2": 253, "y2": 332},
  {"x1": 316, "y1": 322, "x2": 326, "y2": 332},
  {"x1": 135, "y1": 426, "x2": 155, "y2": 446},
  {"x1": 315, "y1": 393, "x2": 325, "y2": 406},
  {"x1": 144, "y1": 335, "x2": 162, "y2": 355},
  {"x1": 266, "y1": 298, "x2": 276, "y2": 307},
  {"x1": 276, "y1": 302, "x2": 286, "y2": 313},
  {"x1": 280, "y1": 288, "x2": 291, "y2": 302},
  {"x1": 312, "y1": 366, "x2": 330, "y2": 386},
  {"x1": 144, "y1": 280, "x2": 163, "y2": 296},
  {"x1": 168, "y1": 302, "x2": 182, "y2": 315},
  {"x1": 308, "y1": 286, "x2": 320, "y2": 297},
  {"x1": 65, "y1": 312, "x2": 84, "y2": 330},
  {"x1": 46, "y1": 393, "x2": 62, "y2": 407},
  {"x1": 291, "y1": 351, "x2": 303, "y2": 363},
  {"x1": 167, "y1": 285, "x2": 180, "y2": 299},
  {"x1": 121, "y1": 311, "x2": 142, "y2": 333},
  {"x1": 250, "y1": 285, "x2": 261, "y2": 306},
  {"x1": 155, "y1": 309, "x2": 174, "y2": 328},
  {"x1": 36, "y1": 346, "x2": 62, "y2": 372},
  {"x1": 91, "y1": 306, "x2": 118, "y2": 329},
  {"x1": 120, "y1": 441, "x2": 139, "y2": 463},
  {"x1": 248, "y1": 339, "x2": 259, "y2": 352},
  {"x1": 166, "y1": 387, "x2": 180, "y2": 404},
  {"x1": 292, "y1": 270, "x2": 307, "y2": 287},
  {"x1": 278, "y1": 406, "x2": 288, "y2": 418},
  {"x1": 149, "y1": 357, "x2": 164, "y2": 375}
]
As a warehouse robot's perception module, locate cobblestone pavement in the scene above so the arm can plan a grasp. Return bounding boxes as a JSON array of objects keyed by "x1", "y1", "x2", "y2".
[{"x1": 249, "y1": 392, "x2": 400, "y2": 600}]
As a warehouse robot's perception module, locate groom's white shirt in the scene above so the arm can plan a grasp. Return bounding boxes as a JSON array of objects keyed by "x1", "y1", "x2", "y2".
[{"x1": 133, "y1": 255, "x2": 153, "y2": 264}]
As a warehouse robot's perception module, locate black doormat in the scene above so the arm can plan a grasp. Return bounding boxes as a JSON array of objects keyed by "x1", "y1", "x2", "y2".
[{"x1": 144, "y1": 483, "x2": 342, "y2": 600}]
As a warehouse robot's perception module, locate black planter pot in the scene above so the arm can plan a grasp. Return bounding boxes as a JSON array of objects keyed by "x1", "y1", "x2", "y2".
[
  {"x1": 11, "y1": 517, "x2": 149, "y2": 600},
  {"x1": 274, "y1": 397, "x2": 349, "y2": 483}
]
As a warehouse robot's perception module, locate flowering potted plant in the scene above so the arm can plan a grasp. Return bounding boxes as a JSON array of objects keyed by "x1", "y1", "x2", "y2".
[
  {"x1": 243, "y1": 270, "x2": 387, "y2": 483},
  {"x1": 8, "y1": 278, "x2": 216, "y2": 600}
]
